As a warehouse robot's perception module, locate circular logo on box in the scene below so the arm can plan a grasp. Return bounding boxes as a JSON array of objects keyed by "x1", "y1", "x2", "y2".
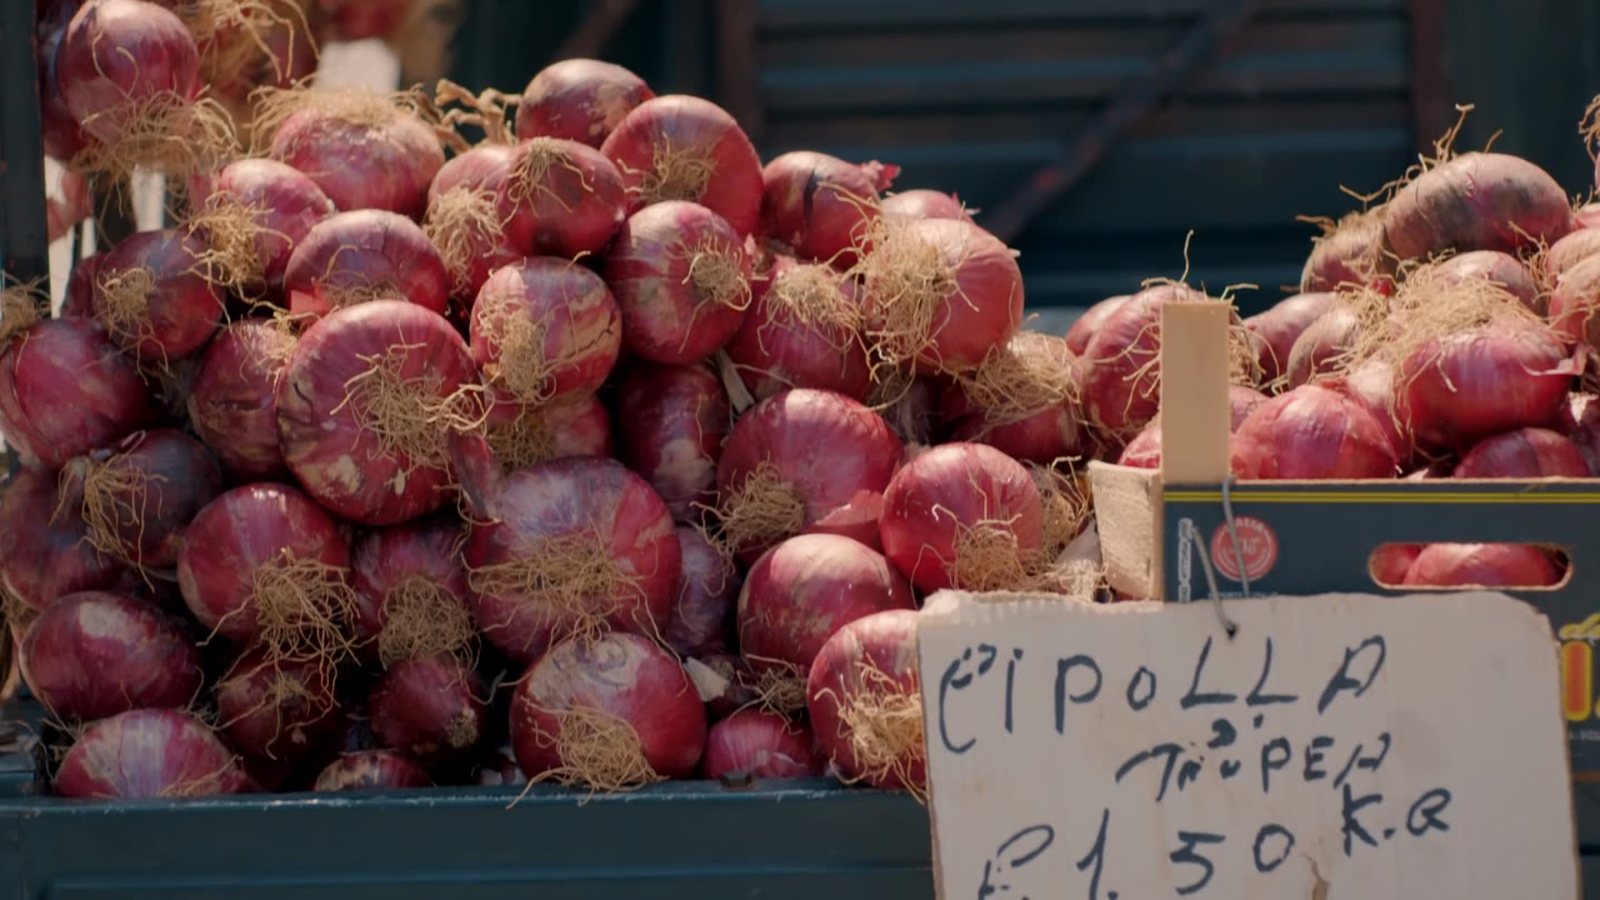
[{"x1": 1211, "y1": 516, "x2": 1278, "y2": 582}]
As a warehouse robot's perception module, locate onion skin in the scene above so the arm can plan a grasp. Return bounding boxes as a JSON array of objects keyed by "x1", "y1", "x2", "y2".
[
  {"x1": 188, "y1": 321, "x2": 295, "y2": 481},
  {"x1": 59, "y1": 0, "x2": 199, "y2": 146},
  {"x1": 1080, "y1": 283, "x2": 1208, "y2": 441},
  {"x1": 203, "y1": 159, "x2": 335, "y2": 299},
  {"x1": 1551, "y1": 254, "x2": 1600, "y2": 350},
  {"x1": 512, "y1": 632, "x2": 707, "y2": 783},
  {"x1": 487, "y1": 394, "x2": 614, "y2": 471},
  {"x1": 739, "y1": 533, "x2": 915, "y2": 677},
  {"x1": 517, "y1": 58, "x2": 655, "y2": 148},
  {"x1": 694, "y1": 653, "x2": 760, "y2": 721},
  {"x1": 603, "y1": 201, "x2": 752, "y2": 365},
  {"x1": 464, "y1": 456, "x2": 681, "y2": 665},
  {"x1": 284, "y1": 210, "x2": 450, "y2": 320},
  {"x1": 1433, "y1": 251, "x2": 1541, "y2": 313},
  {"x1": 1063, "y1": 294, "x2": 1130, "y2": 356},
  {"x1": 879, "y1": 442, "x2": 1044, "y2": 593},
  {"x1": 1566, "y1": 394, "x2": 1600, "y2": 475},
  {"x1": 268, "y1": 101, "x2": 444, "y2": 220},
  {"x1": 0, "y1": 319, "x2": 157, "y2": 468},
  {"x1": 470, "y1": 258, "x2": 622, "y2": 412},
  {"x1": 61, "y1": 251, "x2": 106, "y2": 319},
  {"x1": 1578, "y1": 203, "x2": 1600, "y2": 229},
  {"x1": 1370, "y1": 544, "x2": 1423, "y2": 586},
  {"x1": 314, "y1": 750, "x2": 432, "y2": 792},
  {"x1": 0, "y1": 466, "x2": 127, "y2": 612},
  {"x1": 424, "y1": 145, "x2": 525, "y2": 301},
  {"x1": 1232, "y1": 385, "x2": 1399, "y2": 480},
  {"x1": 1402, "y1": 543, "x2": 1563, "y2": 588},
  {"x1": 1300, "y1": 209, "x2": 1389, "y2": 293},
  {"x1": 1323, "y1": 359, "x2": 1413, "y2": 465},
  {"x1": 1245, "y1": 292, "x2": 1336, "y2": 386},
  {"x1": 1117, "y1": 386, "x2": 1269, "y2": 470},
  {"x1": 56, "y1": 709, "x2": 252, "y2": 799},
  {"x1": 1284, "y1": 306, "x2": 1364, "y2": 389},
  {"x1": 615, "y1": 362, "x2": 730, "y2": 521},
  {"x1": 759, "y1": 151, "x2": 898, "y2": 267},
  {"x1": 703, "y1": 710, "x2": 823, "y2": 780},
  {"x1": 176, "y1": 483, "x2": 350, "y2": 644},
  {"x1": 881, "y1": 190, "x2": 970, "y2": 224},
  {"x1": 602, "y1": 95, "x2": 764, "y2": 235},
  {"x1": 666, "y1": 526, "x2": 741, "y2": 657},
  {"x1": 716, "y1": 389, "x2": 904, "y2": 558},
  {"x1": 64, "y1": 428, "x2": 224, "y2": 569},
  {"x1": 370, "y1": 654, "x2": 489, "y2": 769},
  {"x1": 21, "y1": 591, "x2": 202, "y2": 722},
  {"x1": 277, "y1": 300, "x2": 479, "y2": 526},
  {"x1": 215, "y1": 649, "x2": 341, "y2": 764},
  {"x1": 1545, "y1": 230, "x2": 1600, "y2": 284},
  {"x1": 724, "y1": 257, "x2": 871, "y2": 401},
  {"x1": 506, "y1": 138, "x2": 629, "y2": 259},
  {"x1": 1384, "y1": 153, "x2": 1574, "y2": 260},
  {"x1": 350, "y1": 515, "x2": 468, "y2": 640},
  {"x1": 37, "y1": 2, "x2": 96, "y2": 162},
  {"x1": 94, "y1": 229, "x2": 224, "y2": 363},
  {"x1": 950, "y1": 406, "x2": 1087, "y2": 465},
  {"x1": 1451, "y1": 427, "x2": 1588, "y2": 478},
  {"x1": 1395, "y1": 324, "x2": 1573, "y2": 451},
  {"x1": 806, "y1": 609, "x2": 924, "y2": 792}
]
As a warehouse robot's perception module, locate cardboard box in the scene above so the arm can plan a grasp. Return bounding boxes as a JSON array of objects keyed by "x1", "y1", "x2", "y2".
[{"x1": 1089, "y1": 303, "x2": 1600, "y2": 832}]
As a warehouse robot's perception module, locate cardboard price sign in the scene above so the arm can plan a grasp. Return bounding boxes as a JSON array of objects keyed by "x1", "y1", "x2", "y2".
[{"x1": 918, "y1": 591, "x2": 1578, "y2": 899}]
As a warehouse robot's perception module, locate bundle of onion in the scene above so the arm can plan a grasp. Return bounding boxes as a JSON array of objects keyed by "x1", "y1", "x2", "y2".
[
  {"x1": 470, "y1": 259, "x2": 621, "y2": 415},
  {"x1": 93, "y1": 228, "x2": 225, "y2": 365},
  {"x1": 517, "y1": 58, "x2": 654, "y2": 148},
  {"x1": 214, "y1": 648, "x2": 341, "y2": 765},
  {"x1": 722, "y1": 257, "x2": 870, "y2": 401},
  {"x1": 61, "y1": 428, "x2": 224, "y2": 570},
  {"x1": 1231, "y1": 385, "x2": 1400, "y2": 480},
  {"x1": 511, "y1": 632, "x2": 706, "y2": 791},
  {"x1": 1283, "y1": 286, "x2": 1389, "y2": 389},
  {"x1": 188, "y1": 319, "x2": 297, "y2": 481},
  {"x1": 807, "y1": 609, "x2": 925, "y2": 796},
  {"x1": 601, "y1": 94, "x2": 763, "y2": 235},
  {"x1": 759, "y1": 151, "x2": 899, "y2": 268},
  {"x1": 0, "y1": 466, "x2": 128, "y2": 613},
  {"x1": 945, "y1": 332, "x2": 1086, "y2": 463},
  {"x1": 484, "y1": 395, "x2": 613, "y2": 473},
  {"x1": 714, "y1": 389, "x2": 903, "y2": 561},
  {"x1": 614, "y1": 362, "x2": 731, "y2": 520},
  {"x1": 55, "y1": 709, "x2": 253, "y2": 799},
  {"x1": 277, "y1": 300, "x2": 484, "y2": 526},
  {"x1": 283, "y1": 210, "x2": 450, "y2": 320},
  {"x1": 188, "y1": 158, "x2": 334, "y2": 302}
]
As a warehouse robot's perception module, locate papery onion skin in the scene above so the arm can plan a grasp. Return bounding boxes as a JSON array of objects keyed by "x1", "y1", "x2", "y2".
[
  {"x1": 1564, "y1": 394, "x2": 1600, "y2": 475},
  {"x1": 1433, "y1": 251, "x2": 1541, "y2": 313},
  {"x1": 1323, "y1": 359, "x2": 1413, "y2": 465},
  {"x1": 615, "y1": 362, "x2": 731, "y2": 521},
  {"x1": 1395, "y1": 324, "x2": 1572, "y2": 452},
  {"x1": 806, "y1": 609, "x2": 924, "y2": 792},
  {"x1": 511, "y1": 632, "x2": 707, "y2": 783},
  {"x1": 1451, "y1": 427, "x2": 1589, "y2": 478},
  {"x1": 313, "y1": 750, "x2": 432, "y2": 792},
  {"x1": 505, "y1": 138, "x2": 629, "y2": 259},
  {"x1": 0, "y1": 319, "x2": 158, "y2": 468},
  {"x1": 601, "y1": 94, "x2": 764, "y2": 235},
  {"x1": 37, "y1": 1, "x2": 97, "y2": 162},
  {"x1": 1384, "y1": 153, "x2": 1574, "y2": 260},
  {"x1": 424, "y1": 144, "x2": 526, "y2": 302},
  {"x1": 0, "y1": 466, "x2": 128, "y2": 612},
  {"x1": 703, "y1": 710, "x2": 823, "y2": 780},
  {"x1": 61, "y1": 251, "x2": 106, "y2": 318},
  {"x1": 283, "y1": 210, "x2": 451, "y2": 320},
  {"x1": 1544, "y1": 229, "x2": 1600, "y2": 284},
  {"x1": 1231, "y1": 385, "x2": 1399, "y2": 480},
  {"x1": 21, "y1": 591, "x2": 202, "y2": 722},
  {"x1": 1551, "y1": 254, "x2": 1600, "y2": 350},
  {"x1": 1370, "y1": 544, "x2": 1423, "y2": 586},
  {"x1": 1300, "y1": 209, "x2": 1389, "y2": 293},
  {"x1": 349, "y1": 516, "x2": 470, "y2": 662},
  {"x1": 666, "y1": 526, "x2": 741, "y2": 657},
  {"x1": 56, "y1": 709, "x2": 253, "y2": 799},
  {"x1": 59, "y1": 0, "x2": 200, "y2": 146},
  {"x1": 517, "y1": 58, "x2": 655, "y2": 148},
  {"x1": 188, "y1": 320, "x2": 296, "y2": 482},
  {"x1": 1284, "y1": 305, "x2": 1365, "y2": 389},
  {"x1": 1402, "y1": 542, "x2": 1564, "y2": 588}
]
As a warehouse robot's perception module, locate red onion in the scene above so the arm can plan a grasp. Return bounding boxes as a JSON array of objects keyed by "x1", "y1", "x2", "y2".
[
  {"x1": 715, "y1": 389, "x2": 903, "y2": 559},
  {"x1": 202, "y1": 3, "x2": 317, "y2": 113},
  {"x1": 1578, "y1": 202, "x2": 1600, "y2": 229},
  {"x1": 1232, "y1": 385, "x2": 1399, "y2": 479},
  {"x1": 486, "y1": 394, "x2": 613, "y2": 473},
  {"x1": 739, "y1": 533, "x2": 915, "y2": 711},
  {"x1": 37, "y1": 0, "x2": 97, "y2": 162},
  {"x1": 666, "y1": 526, "x2": 740, "y2": 657},
  {"x1": 703, "y1": 710, "x2": 823, "y2": 780},
  {"x1": 806, "y1": 609, "x2": 924, "y2": 794},
  {"x1": 603, "y1": 201, "x2": 752, "y2": 365},
  {"x1": 601, "y1": 95, "x2": 763, "y2": 235},
  {"x1": 351, "y1": 517, "x2": 472, "y2": 667},
  {"x1": 314, "y1": 750, "x2": 432, "y2": 791},
  {"x1": 20, "y1": 591, "x2": 201, "y2": 721},
  {"x1": 1384, "y1": 153, "x2": 1574, "y2": 260},
  {"x1": 423, "y1": 144, "x2": 525, "y2": 302},
  {"x1": 724, "y1": 257, "x2": 870, "y2": 401},
  {"x1": 370, "y1": 654, "x2": 488, "y2": 768},
  {"x1": 1300, "y1": 208, "x2": 1390, "y2": 293},
  {"x1": 511, "y1": 632, "x2": 706, "y2": 789},
  {"x1": 93, "y1": 229, "x2": 224, "y2": 364},
  {"x1": 283, "y1": 210, "x2": 450, "y2": 320},
  {"x1": 62, "y1": 428, "x2": 224, "y2": 569},
  {"x1": 0, "y1": 466, "x2": 127, "y2": 612},
  {"x1": 1245, "y1": 292, "x2": 1337, "y2": 385},
  {"x1": 1451, "y1": 427, "x2": 1588, "y2": 478},
  {"x1": 691, "y1": 653, "x2": 760, "y2": 721},
  {"x1": 615, "y1": 361, "x2": 731, "y2": 520},
  {"x1": 881, "y1": 189, "x2": 970, "y2": 224},
  {"x1": 760, "y1": 151, "x2": 898, "y2": 267},
  {"x1": 1117, "y1": 385, "x2": 1269, "y2": 469},
  {"x1": 470, "y1": 258, "x2": 622, "y2": 413},
  {"x1": 1433, "y1": 250, "x2": 1541, "y2": 313},
  {"x1": 1402, "y1": 543, "x2": 1564, "y2": 588},
  {"x1": 505, "y1": 137, "x2": 628, "y2": 259},
  {"x1": 1395, "y1": 322, "x2": 1573, "y2": 451},
  {"x1": 1370, "y1": 544, "x2": 1423, "y2": 586},
  {"x1": 215, "y1": 648, "x2": 341, "y2": 763},
  {"x1": 260, "y1": 89, "x2": 445, "y2": 219},
  {"x1": 60, "y1": 251, "x2": 106, "y2": 319},
  {"x1": 463, "y1": 456, "x2": 680, "y2": 665},
  {"x1": 1079, "y1": 283, "x2": 1209, "y2": 441},
  {"x1": 192, "y1": 158, "x2": 334, "y2": 301},
  {"x1": 517, "y1": 58, "x2": 655, "y2": 148},
  {"x1": 858, "y1": 217, "x2": 1024, "y2": 374},
  {"x1": 188, "y1": 320, "x2": 296, "y2": 481},
  {"x1": 1551, "y1": 254, "x2": 1600, "y2": 349},
  {"x1": 0, "y1": 319, "x2": 156, "y2": 468},
  {"x1": 177, "y1": 483, "x2": 355, "y2": 656},
  {"x1": 56, "y1": 709, "x2": 252, "y2": 799},
  {"x1": 1323, "y1": 358, "x2": 1413, "y2": 464},
  {"x1": 1566, "y1": 394, "x2": 1600, "y2": 475},
  {"x1": 1063, "y1": 294, "x2": 1130, "y2": 356},
  {"x1": 879, "y1": 442, "x2": 1043, "y2": 593},
  {"x1": 945, "y1": 332, "x2": 1085, "y2": 463},
  {"x1": 873, "y1": 374, "x2": 943, "y2": 446},
  {"x1": 278, "y1": 300, "x2": 480, "y2": 525},
  {"x1": 1283, "y1": 303, "x2": 1373, "y2": 389}
]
